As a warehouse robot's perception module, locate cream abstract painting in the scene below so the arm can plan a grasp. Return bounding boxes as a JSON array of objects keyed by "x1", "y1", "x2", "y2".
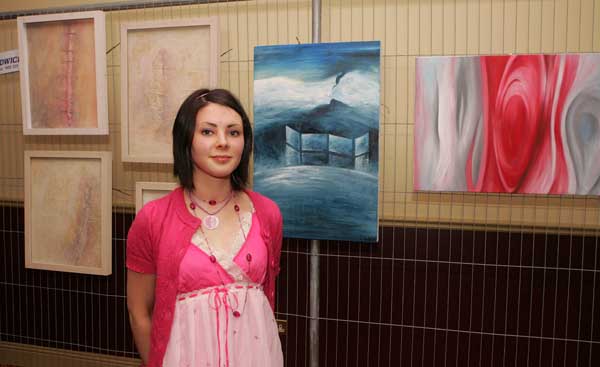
[
  {"x1": 121, "y1": 18, "x2": 219, "y2": 162},
  {"x1": 18, "y1": 11, "x2": 108, "y2": 135},
  {"x1": 25, "y1": 151, "x2": 112, "y2": 275},
  {"x1": 135, "y1": 182, "x2": 178, "y2": 213}
]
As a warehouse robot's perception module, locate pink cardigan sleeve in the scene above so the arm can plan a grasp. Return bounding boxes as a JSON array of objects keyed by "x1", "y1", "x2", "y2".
[
  {"x1": 126, "y1": 205, "x2": 157, "y2": 274},
  {"x1": 265, "y1": 203, "x2": 283, "y2": 310}
]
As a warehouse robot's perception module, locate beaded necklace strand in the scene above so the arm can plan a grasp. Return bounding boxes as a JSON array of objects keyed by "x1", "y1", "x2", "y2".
[
  {"x1": 189, "y1": 191, "x2": 233, "y2": 230},
  {"x1": 187, "y1": 190, "x2": 252, "y2": 317}
]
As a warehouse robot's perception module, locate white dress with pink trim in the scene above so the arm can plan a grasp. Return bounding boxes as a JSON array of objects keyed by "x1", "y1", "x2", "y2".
[{"x1": 162, "y1": 211, "x2": 283, "y2": 367}]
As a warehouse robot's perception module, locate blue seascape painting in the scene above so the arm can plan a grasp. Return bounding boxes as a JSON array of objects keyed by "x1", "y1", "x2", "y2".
[{"x1": 253, "y1": 41, "x2": 380, "y2": 242}]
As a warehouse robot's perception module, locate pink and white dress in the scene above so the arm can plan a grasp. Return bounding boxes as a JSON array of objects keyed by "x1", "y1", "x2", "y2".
[{"x1": 162, "y1": 209, "x2": 283, "y2": 367}]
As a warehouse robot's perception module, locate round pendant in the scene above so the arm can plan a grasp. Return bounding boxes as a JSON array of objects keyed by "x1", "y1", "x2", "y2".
[{"x1": 203, "y1": 215, "x2": 219, "y2": 230}]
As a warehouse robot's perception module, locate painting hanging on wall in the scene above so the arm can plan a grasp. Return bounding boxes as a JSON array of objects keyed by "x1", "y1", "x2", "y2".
[
  {"x1": 135, "y1": 181, "x2": 178, "y2": 213},
  {"x1": 24, "y1": 151, "x2": 112, "y2": 275},
  {"x1": 17, "y1": 11, "x2": 108, "y2": 135},
  {"x1": 414, "y1": 53, "x2": 600, "y2": 195},
  {"x1": 121, "y1": 18, "x2": 219, "y2": 163},
  {"x1": 253, "y1": 41, "x2": 381, "y2": 242}
]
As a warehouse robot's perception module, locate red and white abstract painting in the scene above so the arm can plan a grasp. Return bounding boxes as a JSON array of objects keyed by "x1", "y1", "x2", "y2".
[{"x1": 414, "y1": 54, "x2": 600, "y2": 195}]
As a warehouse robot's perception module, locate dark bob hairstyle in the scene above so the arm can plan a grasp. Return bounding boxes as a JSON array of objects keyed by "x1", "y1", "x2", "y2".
[{"x1": 172, "y1": 88, "x2": 253, "y2": 191}]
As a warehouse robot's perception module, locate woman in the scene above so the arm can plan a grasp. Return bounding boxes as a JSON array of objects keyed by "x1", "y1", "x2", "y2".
[{"x1": 126, "y1": 89, "x2": 283, "y2": 367}]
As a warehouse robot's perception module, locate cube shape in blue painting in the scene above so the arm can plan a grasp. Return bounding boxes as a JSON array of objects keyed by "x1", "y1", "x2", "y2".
[
  {"x1": 329, "y1": 135, "x2": 353, "y2": 156},
  {"x1": 253, "y1": 41, "x2": 380, "y2": 242}
]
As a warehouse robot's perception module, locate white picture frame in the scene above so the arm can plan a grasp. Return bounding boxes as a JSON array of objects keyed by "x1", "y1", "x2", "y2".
[
  {"x1": 135, "y1": 181, "x2": 178, "y2": 213},
  {"x1": 121, "y1": 18, "x2": 219, "y2": 163},
  {"x1": 18, "y1": 11, "x2": 108, "y2": 135},
  {"x1": 24, "y1": 151, "x2": 112, "y2": 275}
]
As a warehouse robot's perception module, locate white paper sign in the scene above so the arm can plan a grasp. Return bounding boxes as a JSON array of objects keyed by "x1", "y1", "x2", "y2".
[{"x1": 0, "y1": 49, "x2": 19, "y2": 74}]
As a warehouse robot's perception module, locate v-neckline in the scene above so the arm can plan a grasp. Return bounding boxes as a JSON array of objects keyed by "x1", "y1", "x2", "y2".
[{"x1": 190, "y1": 211, "x2": 255, "y2": 281}]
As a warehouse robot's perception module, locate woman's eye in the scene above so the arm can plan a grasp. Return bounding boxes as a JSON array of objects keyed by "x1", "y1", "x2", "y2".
[
  {"x1": 200, "y1": 129, "x2": 213, "y2": 135},
  {"x1": 230, "y1": 130, "x2": 241, "y2": 136}
]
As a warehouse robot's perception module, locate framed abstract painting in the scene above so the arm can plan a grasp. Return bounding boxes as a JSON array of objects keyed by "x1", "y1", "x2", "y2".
[
  {"x1": 18, "y1": 11, "x2": 108, "y2": 135},
  {"x1": 135, "y1": 181, "x2": 178, "y2": 213},
  {"x1": 120, "y1": 18, "x2": 219, "y2": 163},
  {"x1": 253, "y1": 41, "x2": 381, "y2": 242},
  {"x1": 414, "y1": 53, "x2": 600, "y2": 195},
  {"x1": 24, "y1": 151, "x2": 112, "y2": 275}
]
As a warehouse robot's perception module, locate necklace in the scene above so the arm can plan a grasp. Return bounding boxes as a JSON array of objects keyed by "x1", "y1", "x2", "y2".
[
  {"x1": 192, "y1": 193, "x2": 252, "y2": 318},
  {"x1": 196, "y1": 193, "x2": 230, "y2": 206},
  {"x1": 196, "y1": 200, "x2": 247, "y2": 266},
  {"x1": 188, "y1": 190, "x2": 233, "y2": 230}
]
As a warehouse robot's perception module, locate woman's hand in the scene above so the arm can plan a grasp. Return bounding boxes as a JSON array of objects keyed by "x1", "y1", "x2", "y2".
[{"x1": 127, "y1": 269, "x2": 156, "y2": 365}]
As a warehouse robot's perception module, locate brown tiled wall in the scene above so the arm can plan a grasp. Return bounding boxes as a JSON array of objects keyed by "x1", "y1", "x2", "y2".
[
  {"x1": 0, "y1": 206, "x2": 135, "y2": 357},
  {"x1": 311, "y1": 228, "x2": 600, "y2": 366},
  {"x1": 1, "y1": 206, "x2": 599, "y2": 366}
]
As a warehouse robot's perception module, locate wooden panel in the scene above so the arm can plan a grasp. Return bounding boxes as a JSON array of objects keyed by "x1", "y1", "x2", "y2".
[
  {"x1": 431, "y1": 0, "x2": 443, "y2": 55},
  {"x1": 490, "y1": 0, "x2": 504, "y2": 53},
  {"x1": 595, "y1": 0, "x2": 600, "y2": 51},
  {"x1": 504, "y1": 0, "x2": 517, "y2": 52},
  {"x1": 0, "y1": 342, "x2": 139, "y2": 367},
  {"x1": 480, "y1": 0, "x2": 492, "y2": 54},
  {"x1": 466, "y1": 0, "x2": 480, "y2": 54},
  {"x1": 579, "y1": 0, "x2": 594, "y2": 51},
  {"x1": 554, "y1": 0, "x2": 568, "y2": 51},
  {"x1": 515, "y1": 0, "x2": 530, "y2": 53}
]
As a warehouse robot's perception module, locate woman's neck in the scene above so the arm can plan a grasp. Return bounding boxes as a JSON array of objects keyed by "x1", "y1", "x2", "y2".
[{"x1": 191, "y1": 173, "x2": 233, "y2": 201}]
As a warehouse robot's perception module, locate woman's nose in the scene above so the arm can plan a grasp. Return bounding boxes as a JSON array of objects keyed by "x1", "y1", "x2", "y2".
[{"x1": 215, "y1": 131, "x2": 229, "y2": 147}]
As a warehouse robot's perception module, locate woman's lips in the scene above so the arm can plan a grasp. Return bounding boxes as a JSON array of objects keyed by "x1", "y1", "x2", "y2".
[{"x1": 211, "y1": 155, "x2": 232, "y2": 163}]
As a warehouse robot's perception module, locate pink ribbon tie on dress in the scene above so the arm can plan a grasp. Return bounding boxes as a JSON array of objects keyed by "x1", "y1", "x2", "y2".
[
  {"x1": 175, "y1": 284, "x2": 261, "y2": 367},
  {"x1": 208, "y1": 287, "x2": 240, "y2": 367}
]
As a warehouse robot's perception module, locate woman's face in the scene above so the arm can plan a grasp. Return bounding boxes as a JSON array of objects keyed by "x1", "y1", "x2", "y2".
[{"x1": 191, "y1": 102, "x2": 245, "y2": 182}]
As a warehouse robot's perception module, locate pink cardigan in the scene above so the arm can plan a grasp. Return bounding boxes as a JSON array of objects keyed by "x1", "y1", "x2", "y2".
[{"x1": 126, "y1": 187, "x2": 283, "y2": 367}]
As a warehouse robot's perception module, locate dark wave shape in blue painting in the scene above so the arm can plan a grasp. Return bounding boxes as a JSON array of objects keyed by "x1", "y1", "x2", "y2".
[
  {"x1": 254, "y1": 41, "x2": 381, "y2": 81},
  {"x1": 253, "y1": 41, "x2": 380, "y2": 242}
]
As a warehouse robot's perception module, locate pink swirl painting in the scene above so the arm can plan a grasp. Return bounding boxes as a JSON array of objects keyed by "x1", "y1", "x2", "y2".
[{"x1": 414, "y1": 54, "x2": 600, "y2": 195}]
